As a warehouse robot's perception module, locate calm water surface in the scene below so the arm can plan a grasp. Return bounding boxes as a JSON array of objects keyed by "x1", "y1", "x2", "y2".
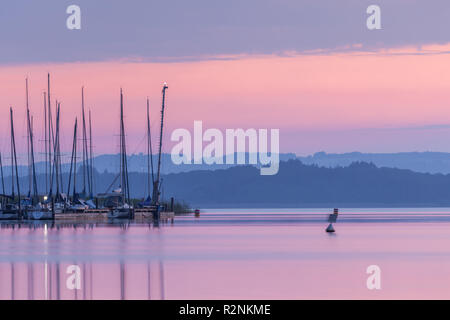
[{"x1": 1, "y1": 208, "x2": 450, "y2": 299}]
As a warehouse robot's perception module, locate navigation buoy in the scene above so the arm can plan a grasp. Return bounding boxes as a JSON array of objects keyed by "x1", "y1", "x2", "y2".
[
  {"x1": 326, "y1": 208, "x2": 339, "y2": 233},
  {"x1": 326, "y1": 223, "x2": 335, "y2": 233}
]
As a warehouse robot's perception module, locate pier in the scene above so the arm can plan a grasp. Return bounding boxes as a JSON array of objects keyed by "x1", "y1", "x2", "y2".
[{"x1": 54, "y1": 210, "x2": 175, "y2": 222}]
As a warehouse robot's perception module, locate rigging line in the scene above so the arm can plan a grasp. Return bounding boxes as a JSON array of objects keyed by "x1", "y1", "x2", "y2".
[
  {"x1": 0, "y1": 152, "x2": 5, "y2": 195},
  {"x1": 27, "y1": 107, "x2": 39, "y2": 202}
]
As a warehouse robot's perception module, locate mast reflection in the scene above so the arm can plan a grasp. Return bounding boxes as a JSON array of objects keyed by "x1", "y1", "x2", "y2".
[{"x1": 0, "y1": 220, "x2": 167, "y2": 300}]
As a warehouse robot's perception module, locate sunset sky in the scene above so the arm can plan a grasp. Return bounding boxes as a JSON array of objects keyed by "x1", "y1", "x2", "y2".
[{"x1": 1, "y1": 0, "x2": 450, "y2": 161}]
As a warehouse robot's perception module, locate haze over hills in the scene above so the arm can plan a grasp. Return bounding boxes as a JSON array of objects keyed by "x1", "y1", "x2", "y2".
[
  {"x1": 9, "y1": 151, "x2": 450, "y2": 177},
  {"x1": 297, "y1": 152, "x2": 450, "y2": 174},
  {"x1": 10, "y1": 153, "x2": 297, "y2": 176}
]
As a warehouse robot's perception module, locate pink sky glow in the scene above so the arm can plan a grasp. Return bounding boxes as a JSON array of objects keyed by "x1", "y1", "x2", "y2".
[{"x1": 1, "y1": 44, "x2": 450, "y2": 158}]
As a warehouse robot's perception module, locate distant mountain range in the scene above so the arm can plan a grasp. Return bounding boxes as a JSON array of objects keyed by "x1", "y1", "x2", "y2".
[
  {"x1": 161, "y1": 160, "x2": 450, "y2": 208},
  {"x1": 6, "y1": 159, "x2": 450, "y2": 208},
  {"x1": 297, "y1": 151, "x2": 450, "y2": 174}
]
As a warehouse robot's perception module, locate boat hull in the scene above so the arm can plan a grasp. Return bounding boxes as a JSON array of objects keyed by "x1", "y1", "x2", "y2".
[
  {"x1": 26, "y1": 210, "x2": 53, "y2": 220},
  {"x1": 0, "y1": 212, "x2": 20, "y2": 220},
  {"x1": 107, "y1": 208, "x2": 133, "y2": 219}
]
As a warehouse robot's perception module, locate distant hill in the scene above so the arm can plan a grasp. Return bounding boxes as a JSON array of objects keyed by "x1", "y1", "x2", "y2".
[
  {"x1": 298, "y1": 151, "x2": 450, "y2": 174},
  {"x1": 161, "y1": 160, "x2": 450, "y2": 208},
  {"x1": 7, "y1": 159, "x2": 450, "y2": 208}
]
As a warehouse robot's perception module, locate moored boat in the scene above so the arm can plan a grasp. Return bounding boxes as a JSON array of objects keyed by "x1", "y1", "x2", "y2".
[
  {"x1": 26, "y1": 209, "x2": 53, "y2": 220},
  {"x1": 108, "y1": 204, "x2": 134, "y2": 219},
  {"x1": 0, "y1": 108, "x2": 22, "y2": 221},
  {"x1": 106, "y1": 89, "x2": 133, "y2": 221},
  {"x1": 0, "y1": 203, "x2": 20, "y2": 220}
]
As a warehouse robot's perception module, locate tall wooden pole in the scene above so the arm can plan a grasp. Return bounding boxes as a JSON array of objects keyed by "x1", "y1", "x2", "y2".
[{"x1": 152, "y1": 83, "x2": 168, "y2": 205}]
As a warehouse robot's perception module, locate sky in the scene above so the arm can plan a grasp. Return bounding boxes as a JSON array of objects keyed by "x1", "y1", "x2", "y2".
[{"x1": 1, "y1": 0, "x2": 450, "y2": 160}]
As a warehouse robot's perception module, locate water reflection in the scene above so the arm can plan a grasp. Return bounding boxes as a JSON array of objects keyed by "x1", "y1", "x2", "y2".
[
  {"x1": 0, "y1": 221, "x2": 166, "y2": 300},
  {"x1": 3, "y1": 210, "x2": 450, "y2": 299},
  {"x1": 0, "y1": 219, "x2": 170, "y2": 230},
  {"x1": 2, "y1": 259, "x2": 165, "y2": 300}
]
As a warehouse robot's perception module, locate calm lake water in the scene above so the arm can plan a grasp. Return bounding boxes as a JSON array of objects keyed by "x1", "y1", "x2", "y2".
[{"x1": 1, "y1": 208, "x2": 450, "y2": 299}]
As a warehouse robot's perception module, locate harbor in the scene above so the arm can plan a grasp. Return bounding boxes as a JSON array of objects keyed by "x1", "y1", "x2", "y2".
[{"x1": 0, "y1": 76, "x2": 185, "y2": 223}]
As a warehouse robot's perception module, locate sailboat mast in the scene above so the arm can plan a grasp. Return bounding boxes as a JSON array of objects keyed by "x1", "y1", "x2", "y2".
[
  {"x1": 147, "y1": 98, "x2": 154, "y2": 199},
  {"x1": 43, "y1": 91, "x2": 48, "y2": 194},
  {"x1": 54, "y1": 104, "x2": 61, "y2": 198},
  {"x1": 119, "y1": 89, "x2": 130, "y2": 204},
  {"x1": 119, "y1": 89, "x2": 123, "y2": 201},
  {"x1": 26, "y1": 78, "x2": 31, "y2": 197},
  {"x1": 31, "y1": 116, "x2": 37, "y2": 200},
  {"x1": 27, "y1": 108, "x2": 38, "y2": 203},
  {"x1": 120, "y1": 89, "x2": 125, "y2": 203},
  {"x1": 57, "y1": 102, "x2": 63, "y2": 195},
  {"x1": 48, "y1": 102, "x2": 54, "y2": 196},
  {"x1": 152, "y1": 83, "x2": 168, "y2": 205},
  {"x1": 67, "y1": 118, "x2": 77, "y2": 198},
  {"x1": 49, "y1": 102, "x2": 60, "y2": 200},
  {"x1": 74, "y1": 118, "x2": 78, "y2": 198},
  {"x1": 10, "y1": 111, "x2": 14, "y2": 199},
  {"x1": 47, "y1": 74, "x2": 52, "y2": 194},
  {"x1": 10, "y1": 108, "x2": 21, "y2": 212},
  {"x1": 81, "y1": 87, "x2": 91, "y2": 196},
  {"x1": 123, "y1": 118, "x2": 130, "y2": 203},
  {"x1": 81, "y1": 87, "x2": 86, "y2": 194},
  {"x1": 89, "y1": 109, "x2": 93, "y2": 197}
]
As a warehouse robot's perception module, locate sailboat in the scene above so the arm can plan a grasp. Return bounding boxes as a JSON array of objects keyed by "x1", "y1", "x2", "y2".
[
  {"x1": 0, "y1": 108, "x2": 21, "y2": 220},
  {"x1": 0, "y1": 153, "x2": 7, "y2": 214},
  {"x1": 24, "y1": 79, "x2": 53, "y2": 220},
  {"x1": 0, "y1": 196, "x2": 19, "y2": 220},
  {"x1": 107, "y1": 89, "x2": 134, "y2": 219},
  {"x1": 39, "y1": 74, "x2": 66, "y2": 215},
  {"x1": 52, "y1": 102, "x2": 70, "y2": 214}
]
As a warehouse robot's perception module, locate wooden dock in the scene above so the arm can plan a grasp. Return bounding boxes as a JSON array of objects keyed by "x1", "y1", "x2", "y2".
[
  {"x1": 55, "y1": 209, "x2": 175, "y2": 222},
  {"x1": 134, "y1": 211, "x2": 174, "y2": 223}
]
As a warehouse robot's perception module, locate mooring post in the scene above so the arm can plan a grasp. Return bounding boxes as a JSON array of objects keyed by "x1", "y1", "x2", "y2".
[
  {"x1": 51, "y1": 197, "x2": 55, "y2": 219},
  {"x1": 153, "y1": 204, "x2": 161, "y2": 221}
]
